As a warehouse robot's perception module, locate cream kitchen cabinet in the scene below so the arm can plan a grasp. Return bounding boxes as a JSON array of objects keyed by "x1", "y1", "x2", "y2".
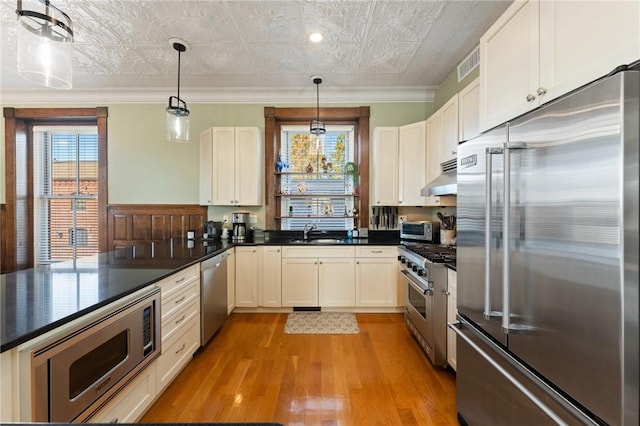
[
  {"x1": 319, "y1": 258, "x2": 356, "y2": 307},
  {"x1": 0, "y1": 349, "x2": 14, "y2": 421},
  {"x1": 458, "y1": 77, "x2": 480, "y2": 142},
  {"x1": 480, "y1": 0, "x2": 640, "y2": 131},
  {"x1": 155, "y1": 264, "x2": 201, "y2": 393},
  {"x1": 235, "y1": 246, "x2": 258, "y2": 307},
  {"x1": 199, "y1": 127, "x2": 263, "y2": 206},
  {"x1": 281, "y1": 257, "x2": 318, "y2": 306},
  {"x1": 427, "y1": 95, "x2": 459, "y2": 186},
  {"x1": 372, "y1": 121, "x2": 438, "y2": 207},
  {"x1": 446, "y1": 268, "x2": 457, "y2": 371},
  {"x1": 370, "y1": 127, "x2": 399, "y2": 206},
  {"x1": 227, "y1": 247, "x2": 235, "y2": 314},
  {"x1": 398, "y1": 120, "x2": 428, "y2": 206},
  {"x1": 355, "y1": 246, "x2": 400, "y2": 307},
  {"x1": 259, "y1": 245, "x2": 282, "y2": 307},
  {"x1": 281, "y1": 246, "x2": 356, "y2": 307}
]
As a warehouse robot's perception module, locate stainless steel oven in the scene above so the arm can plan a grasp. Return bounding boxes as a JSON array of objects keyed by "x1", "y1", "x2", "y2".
[
  {"x1": 31, "y1": 287, "x2": 161, "y2": 422},
  {"x1": 398, "y1": 244, "x2": 452, "y2": 367}
]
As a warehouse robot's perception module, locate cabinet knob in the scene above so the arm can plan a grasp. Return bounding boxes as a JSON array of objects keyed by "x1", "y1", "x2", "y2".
[
  {"x1": 356, "y1": 261, "x2": 360, "y2": 264},
  {"x1": 319, "y1": 260, "x2": 323, "y2": 264},
  {"x1": 277, "y1": 249, "x2": 280, "y2": 252},
  {"x1": 526, "y1": 94, "x2": 536, "y2": 102},
  {"x1": 536, "y1": 87, "x2": 547, "y2": 96}
]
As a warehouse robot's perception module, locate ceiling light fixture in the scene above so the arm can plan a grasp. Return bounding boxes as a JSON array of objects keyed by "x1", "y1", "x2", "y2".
[
  {"x1": 16, "y1": 0, "x2": 74, "y2": 89},
  {"x1": 310, "y1": 76, "x2": 325, "y2": 136},
  {"x1": 309, "y1": 32, "x2": 323, "y2": 43},
  {"x1": 166, "y1": 38, "x2": 190, "y2": 143}
]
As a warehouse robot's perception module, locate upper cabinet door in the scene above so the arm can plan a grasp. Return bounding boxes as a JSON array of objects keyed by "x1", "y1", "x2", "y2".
[
  {"x1": 539, "y1": 0, "x2": 640, "y2": 103},
  {"x1": 211, "y1": 127, "x2": 237, "y2": 205},
  {"x1": 399, "y1": 120, "x2": 427, "y2": 206},
  {"x1": 458, "y1": 77, "x2": 480, "y2": 142},
  {"x1": 480, "y1": 0, "x2": 540, "y2": 131},
  {"x1": 440, "y1": 94, "x2": 459, "y2": 163},
  {"x1": 371, "y1": 127, "x2": 399, "y2": 206},
  {"x1": 426, "y1": 111, "x2": 442, "y2": 185},
  {"x1": 234, "y1": 127, "x2": 263, "y2": 205}
]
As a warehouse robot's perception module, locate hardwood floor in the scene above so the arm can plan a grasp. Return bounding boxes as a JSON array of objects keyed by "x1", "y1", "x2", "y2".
[{"x1": 140, "y1": 313, "x2": 458, "y2": 425}]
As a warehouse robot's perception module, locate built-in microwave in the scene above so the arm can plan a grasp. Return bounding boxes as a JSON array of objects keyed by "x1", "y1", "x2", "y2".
[
  {"x1": 30, "y1": 287, "x2": 161, "y2": 422},
  {"x1": 400, "y1": 221, "x2": 440, "y2": 243}
]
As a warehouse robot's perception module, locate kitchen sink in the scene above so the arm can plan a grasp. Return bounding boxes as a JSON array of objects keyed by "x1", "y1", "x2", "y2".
[{"x1": 289, "y1": 238, "x2": 347, "y2": 244}]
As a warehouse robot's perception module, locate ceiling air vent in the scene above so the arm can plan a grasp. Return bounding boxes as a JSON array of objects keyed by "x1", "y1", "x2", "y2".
[{"x1": 457, "y1": 46, "x2": 480, "y2": 82}]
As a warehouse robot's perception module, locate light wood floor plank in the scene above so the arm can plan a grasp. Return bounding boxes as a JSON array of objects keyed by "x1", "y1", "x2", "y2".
[{"x1": 140, "y1": 313, "x2": 457, "y2": 425}]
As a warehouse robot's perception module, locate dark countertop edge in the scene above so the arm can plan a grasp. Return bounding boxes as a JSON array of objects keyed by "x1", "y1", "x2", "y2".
[
  {"x1": 0, "y1": 246, "x2": 230, "y2": 353},
  {"x1": 2, "y1": 241, "x2": 402, "y2": 353},
  {"x1": 445, "y1": 264, "x2": 457, "y2": 272}
]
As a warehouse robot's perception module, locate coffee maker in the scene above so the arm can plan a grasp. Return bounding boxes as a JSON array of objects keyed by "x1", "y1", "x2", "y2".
[{"x1": 231, "y1": 212, "x2": 249, "y2": 242}]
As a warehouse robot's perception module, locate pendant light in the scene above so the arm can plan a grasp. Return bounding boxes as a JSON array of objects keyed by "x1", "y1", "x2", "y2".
[
  {"x1": 310, "y1": 76, "x2": 326, "y2": 136},
  {"x1": 16, "y1": 0, "x2": 74, "y2": 89},
  {"x1": 166, "y1": 38, "x2": 190, "y2": 143}
]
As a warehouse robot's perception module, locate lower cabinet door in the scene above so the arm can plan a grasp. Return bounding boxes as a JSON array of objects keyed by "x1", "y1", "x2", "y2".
[
  {"x1": 88, "y1": 363, "x2": 156, "y2": 423},
  {"x1": 156, "y1": 316, "x2": 199, "y2": 392},
  {"x1": 319, "y1": 258, "x2": 355, "y2": 306},
  {"x1": 281, "y1": 258, "x2": 318, "y2": 307}
]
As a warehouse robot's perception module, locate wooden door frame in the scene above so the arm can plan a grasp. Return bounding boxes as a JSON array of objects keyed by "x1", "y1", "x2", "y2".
[
  {"x1": 264, "y1": 106, "x2": 370, "y2": 230},
  {"x1": 2, "y1": 107, "x2": 108, "y2": 273}
]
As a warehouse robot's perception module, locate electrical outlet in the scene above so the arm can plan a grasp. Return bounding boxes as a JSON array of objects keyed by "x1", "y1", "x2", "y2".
[
  {"x1": 399, "y1": 215, "x2": 408, "y2": 223},
  {"x1": 249, "y1": 214, "x2": 258, "y2": 224},
  {"x1": 222, "y1": 215, "x2": 229, "y2": 223}
]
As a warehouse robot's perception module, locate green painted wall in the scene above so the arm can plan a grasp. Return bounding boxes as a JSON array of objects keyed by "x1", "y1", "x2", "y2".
[{"x1": 1, "y1": 101, "x2": 433, "y2": 207}]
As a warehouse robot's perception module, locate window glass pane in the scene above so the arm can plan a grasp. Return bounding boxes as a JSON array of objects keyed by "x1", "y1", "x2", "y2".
[
  {"x1": 33, "y1": 127, "x2": 99, "y2": 263},
  {"x1": 280, "y1": 126, "x2": 356, "y2": 231}
]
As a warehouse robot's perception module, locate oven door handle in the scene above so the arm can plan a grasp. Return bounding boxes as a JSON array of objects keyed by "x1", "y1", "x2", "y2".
[{"x1": 400, "y1": 269, "x2": 433, "y2": 295}]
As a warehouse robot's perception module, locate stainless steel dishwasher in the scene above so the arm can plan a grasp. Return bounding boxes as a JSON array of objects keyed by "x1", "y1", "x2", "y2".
[{"x1": 200, "y1": 251, "x2": 228, "y2": 346}]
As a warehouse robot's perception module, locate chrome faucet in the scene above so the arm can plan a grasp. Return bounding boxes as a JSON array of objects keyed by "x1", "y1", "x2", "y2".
[{"x1": 303, "y1": 223, "x2": 317, "y2": 240}]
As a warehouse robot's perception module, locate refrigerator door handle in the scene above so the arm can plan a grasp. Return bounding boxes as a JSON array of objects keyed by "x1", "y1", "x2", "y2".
[
  {"x1": 501, "y1": 144, "x2": 534, "y2": 335},
  {"x1": 484, "y1": 147, "x2": 503, "y2": 320}
]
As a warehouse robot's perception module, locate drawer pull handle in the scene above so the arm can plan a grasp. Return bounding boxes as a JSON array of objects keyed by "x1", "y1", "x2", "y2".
[
  {"x1": 175, "y1": 277, "x2": 186, "y2": 284},
  {"x1": 175, "y1": 295, "x2": 186, "y2": 304},
  {"x1": 175, "y1": 314, "x2": 186, "y2": 325},
  {"x1": 175, "y1": 343, "x2": 186, "y2": 354},
  {"x1": 371, "y1": 250, "x2": 382, "y2": 253}
]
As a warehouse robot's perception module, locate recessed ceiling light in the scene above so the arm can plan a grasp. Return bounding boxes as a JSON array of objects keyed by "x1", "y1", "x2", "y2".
[{"x1": 309, "y1": 32, "x2": 323, "y2": 43}]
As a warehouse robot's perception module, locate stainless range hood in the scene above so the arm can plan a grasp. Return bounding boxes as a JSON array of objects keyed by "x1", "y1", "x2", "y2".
[{"x1": 421, "y1": 158, "x2": 457, "y2": 196}]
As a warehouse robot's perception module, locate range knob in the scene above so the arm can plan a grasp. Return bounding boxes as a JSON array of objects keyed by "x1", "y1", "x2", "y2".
[
  {"x1": 417, "y1": 269, "x2": 424, "y2": 277},
  {"x1": 407, "y1": 261, "x2": 413, "y2": 268},
  {"x1": 412, "y1": 265, "x2": 419, "y2": 272},
  {"x1": 397, "y1": 255, "x2": 402, "y2": 261}
]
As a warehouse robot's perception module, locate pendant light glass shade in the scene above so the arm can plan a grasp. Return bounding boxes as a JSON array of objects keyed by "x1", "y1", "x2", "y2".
[
  {"x1": 16, "y1": 0, "x2": 74, "y2": 89},
  {"x1": 166, "y1": 38, "x2": 190, "y2": 142},
  {"x1": 310, "y1": 76, "x2": 326, "y2": 136}
]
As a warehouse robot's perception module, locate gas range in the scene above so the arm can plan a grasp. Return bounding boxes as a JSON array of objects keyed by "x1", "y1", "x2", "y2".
[
  {"x1": 398, "y1": 242, "x2": 454, "y2": 368},
  {"x1": 400, "y1": 243, "x2": 456, "y2": 267}
]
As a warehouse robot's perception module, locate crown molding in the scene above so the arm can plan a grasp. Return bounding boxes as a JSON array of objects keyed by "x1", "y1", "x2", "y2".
[{"x1": 0, "y1": 86, "x2": 437, "y2": 105}]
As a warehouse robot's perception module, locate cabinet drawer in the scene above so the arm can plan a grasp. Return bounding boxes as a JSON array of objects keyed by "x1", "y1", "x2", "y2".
[
  {"x1": 161, "y1": 279, "x2": 199, "y2": 321},
  {"x1": 355, "y1": 246, "x2": 398, "y2": 258},
  {"x1": 88, "y1": 363, "x2": 156, "y2": 423},
  {"x1": 156, "y1": 264, "x2": 200, "y2": 298},
  {"x1": 281, "y1": 246, "x2": 355, "y2": 258},
  {"x1": 161, "y1": 297, "x2": 199, "y2": 343},
  {"x1": 156, "y1": 316, "x2": 199, "y2": 392}
]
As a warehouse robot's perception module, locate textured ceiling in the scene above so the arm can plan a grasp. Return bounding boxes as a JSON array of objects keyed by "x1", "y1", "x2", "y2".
[{"x1": 0, "y1": 0, "x2": 512, "y2": 103}]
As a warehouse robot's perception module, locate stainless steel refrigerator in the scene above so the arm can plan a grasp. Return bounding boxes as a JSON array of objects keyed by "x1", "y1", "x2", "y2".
[{"x1": 454, "y1": 67, "x2": 639, "y2": 425}]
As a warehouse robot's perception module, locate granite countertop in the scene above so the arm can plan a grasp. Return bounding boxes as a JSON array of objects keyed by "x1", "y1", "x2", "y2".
[
  {"x1": 1, "y1": 231, "x2": 402, "y2": 353},
  {"x1": 0, "y1": 239, "x2": 230, "y2": 353}
]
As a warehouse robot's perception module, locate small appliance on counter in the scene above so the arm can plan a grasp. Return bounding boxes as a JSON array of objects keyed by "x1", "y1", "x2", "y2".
[
  {"x1": 231, "y1": 211, "x2": 249, "y2": 242},
  {"x1": 400, "y1": 220, "x2": 440, "y2": 243},
  {"x1": 203, "y1": 221, "x2": 222, "y2": 240}
]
